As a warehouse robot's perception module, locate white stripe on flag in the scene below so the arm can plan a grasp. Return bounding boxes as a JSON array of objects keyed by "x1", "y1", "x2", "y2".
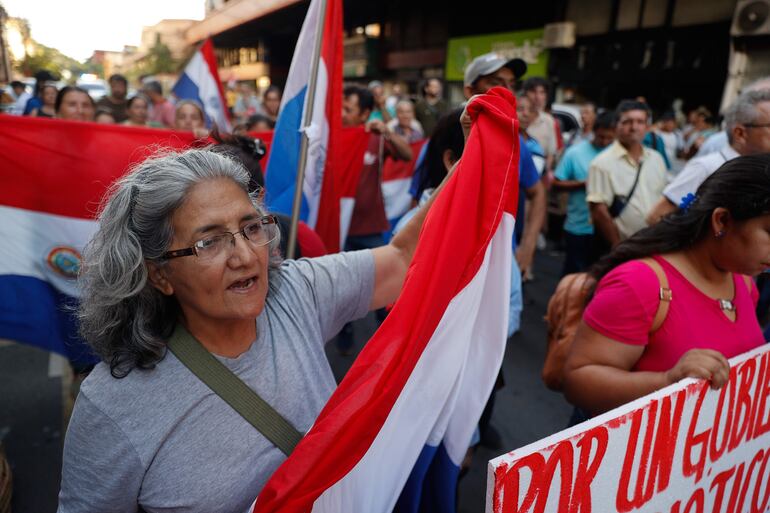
[
  {"x1": 339, "y1": 197, "x2": 354, "y2": 247},
  {"x1": 302, "y1": 60, "x2": 329, "y2": 229},
  {"x1": 185, "y1": 52, "x2": 229, "y2": 130},
  {"x1": 311, "y1": 213, "x2": 514, "y2": 512},
  {"x1": 0, "y1": 206, "x2": 97, "y2": 297},
  {"x1": 442, "y1": 214, "x2": 513, "y2": 463},
  {"x1": 382, "y1": 178, "x2": 413, "y2": 221},
  {"x1": 280, "y1": 0, "x2": 322, "y2": 109}
]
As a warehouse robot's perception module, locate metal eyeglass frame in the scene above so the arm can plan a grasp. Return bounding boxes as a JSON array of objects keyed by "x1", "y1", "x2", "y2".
[{"x1": 162, "y1": 214, "x2": 278, "y2": 260}]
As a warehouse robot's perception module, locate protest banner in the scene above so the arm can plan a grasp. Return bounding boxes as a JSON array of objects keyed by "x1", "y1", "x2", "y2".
[{"x1": 488, "y1": 344, "x2": 770, "y2": 513}]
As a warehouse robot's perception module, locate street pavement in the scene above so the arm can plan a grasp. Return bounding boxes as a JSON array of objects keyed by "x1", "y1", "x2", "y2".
[
  {"x1": 0, "y1": 250, "x2": 572, "y2": 513},
  {"x1": 0, "y1": 341, "x2": 71, "y2": 513}
]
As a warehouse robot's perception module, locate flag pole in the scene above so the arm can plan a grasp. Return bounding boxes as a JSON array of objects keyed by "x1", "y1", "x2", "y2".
[{"x1": 287, "y1": 0, "x2": 329, "y2": 259}]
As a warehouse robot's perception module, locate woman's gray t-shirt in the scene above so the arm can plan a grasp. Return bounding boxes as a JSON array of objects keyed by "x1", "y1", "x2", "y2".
[{"x1": 57, "y1": 250, "x2": 375, "y2": 513}]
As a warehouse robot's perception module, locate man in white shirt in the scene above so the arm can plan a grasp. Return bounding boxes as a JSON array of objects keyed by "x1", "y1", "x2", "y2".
[
  {"x1": 647, "y1": 88, "x2": 770, "y2": 223},
  {"x1": 695, "y1": 76, "x2": 770, "y2": 158},
  {"x1": 8, "y1": 81, "x2": 30, "y2": 115},
  {"x1": 587, "y1": 100, "x2": 667, "y2": 247},
  {"x1": 695, "y1": 130, "x2": 728, "y2": 158},
  {"x1": 523, "y1": 77, "x2": 560, "y2": 172}
]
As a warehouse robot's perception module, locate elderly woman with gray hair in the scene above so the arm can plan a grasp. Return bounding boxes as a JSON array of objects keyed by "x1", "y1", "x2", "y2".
[{"x1": 57, "y1": 147, "x2": 439, "y2": 512}]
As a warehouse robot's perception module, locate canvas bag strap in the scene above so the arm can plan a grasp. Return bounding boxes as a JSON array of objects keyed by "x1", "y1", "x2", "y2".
[
  {"x1": 167, "y1": 323, "x2": 302, "y2": 456},
  {"x1": 639, "y1": 257, "x2": 672, "y2": 332}
]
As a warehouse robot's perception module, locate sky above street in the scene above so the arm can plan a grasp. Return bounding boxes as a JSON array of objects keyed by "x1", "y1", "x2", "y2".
[{"x1": 3, "y1": 0, "x2": 205, "y2": 61}]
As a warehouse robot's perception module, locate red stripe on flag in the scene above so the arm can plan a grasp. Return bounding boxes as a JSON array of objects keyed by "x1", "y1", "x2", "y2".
[
  {"x1": 382, "y1": 140, "x2": 427, "y2": 181},
  {"x1": 200, "y1": 38, "x2": 233, "y2": 128},
  {"x1": 315, "y1": 127, "x2": 369, "y2": 252},
  {"x1": 253, "y1": 87, "x2": 520, "y2": 512},
  {"x1": 0, "y1": 116, "x2": 195, "y2": 219},
  {"x1": 312, "y1": 0, "x2": 348, "y2": 253}
]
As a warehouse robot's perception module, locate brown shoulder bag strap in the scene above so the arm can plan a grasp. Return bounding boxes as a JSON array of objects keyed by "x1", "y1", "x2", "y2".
[{"x1": 639, "y1": 257, "x2": 672, "y2": 332}]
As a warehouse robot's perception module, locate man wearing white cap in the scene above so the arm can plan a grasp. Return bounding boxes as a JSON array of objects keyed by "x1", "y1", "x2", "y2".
[
  {"x1": 463, "y1": 52, "x2": 528, "y2": 99},
  {"x1": 463, "y1": 52, "x2": 545, "y2": 449}
]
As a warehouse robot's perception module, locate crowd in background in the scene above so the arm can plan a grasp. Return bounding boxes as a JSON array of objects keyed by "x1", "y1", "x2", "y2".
[
  {"x1": 3, "y1": 63, "x2": 768, "y2": 309},
  {"x1": 4, "y1": 53, "x2": 770, "y2": 486},
  {"x1": 2, "y1": 71, "x2": 210, "y2": 136}
]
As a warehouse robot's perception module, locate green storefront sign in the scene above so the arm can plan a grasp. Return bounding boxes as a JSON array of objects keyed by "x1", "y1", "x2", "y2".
[{"x1": 446, "y1": 29, "x2": 549, "y2": 82}]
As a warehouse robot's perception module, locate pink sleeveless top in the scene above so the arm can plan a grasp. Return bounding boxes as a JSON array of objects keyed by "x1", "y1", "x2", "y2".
[{"x1": 584, "y1": 255, "x2": 764, "y2": 373}]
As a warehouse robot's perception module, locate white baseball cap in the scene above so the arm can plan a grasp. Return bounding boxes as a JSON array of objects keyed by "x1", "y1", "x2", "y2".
[{"x1": 463, "y1": 52, "x2": 528, "y2": 87}]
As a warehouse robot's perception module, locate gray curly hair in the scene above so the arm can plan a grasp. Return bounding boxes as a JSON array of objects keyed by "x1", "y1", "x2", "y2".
[
  {"x1": 725, "y1": 89, "x2": 770, "y2": 145},
  {"x1": 78, "y1": 148, "x2": 281, "y2": 378}
]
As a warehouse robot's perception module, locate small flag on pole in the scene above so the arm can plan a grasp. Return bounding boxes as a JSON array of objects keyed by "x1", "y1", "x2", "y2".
[
  {"x1": 172, "y1": 38, "x2": 232, "y2": 131},
  {"x1": 264, "y1": 0, "x2": 348, "y2": 252}
]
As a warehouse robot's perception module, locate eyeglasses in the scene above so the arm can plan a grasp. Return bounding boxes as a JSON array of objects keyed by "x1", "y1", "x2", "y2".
[
  {"x1": 163, "y1": 215, "x2": 278, "y2": 262},
  {"x1": 744, "y1": 123, "x2": 770, "y2": 129}
]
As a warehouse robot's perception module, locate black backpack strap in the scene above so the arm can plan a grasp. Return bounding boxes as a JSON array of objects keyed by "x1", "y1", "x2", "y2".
[{"x1": 626, "y1": 159, "x2": 644, "y2": 206}]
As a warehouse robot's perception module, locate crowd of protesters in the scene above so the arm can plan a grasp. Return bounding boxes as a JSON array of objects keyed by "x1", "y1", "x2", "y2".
[
  {"x1": 4, "y1": 53, "x2": 770, "y2": 512},
  {"x1": 0, "y1": 72, "x2": 282, "y2": 137},
  {"x1": 300, "y1": 54, "x2": 770, "y2": 454}
]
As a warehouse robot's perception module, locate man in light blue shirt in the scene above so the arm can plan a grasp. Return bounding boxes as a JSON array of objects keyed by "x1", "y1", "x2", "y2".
[
  {"x1": 553, "y1": 111, "x2": 616, "y2": 275},
  {"x1": 695, "y1": 130, "x2": 727, "y2": 158}
]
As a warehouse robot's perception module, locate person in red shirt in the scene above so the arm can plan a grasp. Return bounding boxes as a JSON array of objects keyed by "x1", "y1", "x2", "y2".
[
  {"x1": 336, "y1": 85, "x2": 412, "y2": 355},
  {"x1": 341, "y1": 85, "x2": 412, "y2": 252}
]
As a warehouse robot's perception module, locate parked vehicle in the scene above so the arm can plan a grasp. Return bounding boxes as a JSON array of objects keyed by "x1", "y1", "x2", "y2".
[
  {"x1": 76, "y1": 77, "x2": 108, "y2": 101},
  {"x1": 551, "y1": 103, "x2": 583, "y2": 148}
]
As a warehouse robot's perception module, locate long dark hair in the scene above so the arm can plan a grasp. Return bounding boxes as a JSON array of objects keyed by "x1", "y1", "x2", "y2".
[
  {"x1": 590, "y1": 154, "x2": 770, "y2": 284},
  {"x1": 54, "y1": 86, "x2": 94, "y2": 114},
  {"x1": 417, "y1": 108, "x2": 464, "y2": 198},
  {"x1": 209, "y1": 127, "x2": 267, "y2": 193}
]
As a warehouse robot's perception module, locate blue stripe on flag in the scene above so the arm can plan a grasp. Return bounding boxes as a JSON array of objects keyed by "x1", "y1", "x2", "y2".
[
  {"x1": 265, "y1": 87, "x2": 309, "y2": 219},
  {"x1": 394, "y1": 444, "x2": 438, "y2": 513},
  {"x1": 418, "y1": 442, "x2": 461, "y2": 513},
  {"x1": 394, "y1": 442, "x2": 460, "y2": 513},
  {"x1": 0, "y1": 275, "x2": 98, "y2": 368},
  {"x1": 172, "y1": 73, "x2": 213, "y2": 128}
]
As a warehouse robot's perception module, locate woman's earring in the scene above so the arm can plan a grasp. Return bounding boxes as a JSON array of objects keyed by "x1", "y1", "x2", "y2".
[{"x1": 715, "y1": 230, "x2": 725, "y2": 238}]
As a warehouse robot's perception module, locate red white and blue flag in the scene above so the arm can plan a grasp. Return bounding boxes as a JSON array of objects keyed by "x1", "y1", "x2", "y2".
[
  {"x1": 252, "y1": 87, "x2": 520, "y2": 513},
  {"x1": 0, "y1": 117, "x2": 195, "y2": 365},
  {"x1": 172, "y1": 38, "x2": 232, "y2": 131},
  {"x1": 382, "y1": 139, "x2": 428, "y2": 239},
  {"x1": 264, "y1": 0, "x2": 349, "y2": 252}
]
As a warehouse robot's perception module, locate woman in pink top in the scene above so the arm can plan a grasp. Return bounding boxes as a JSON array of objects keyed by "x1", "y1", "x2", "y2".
[{"x1": 564, "y1": 155, "x2": 770, "y2": 416}]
